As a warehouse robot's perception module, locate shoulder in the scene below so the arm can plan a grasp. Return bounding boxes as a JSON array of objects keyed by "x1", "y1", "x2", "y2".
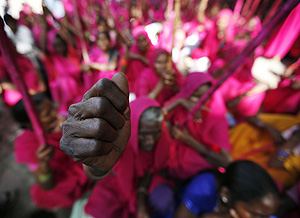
[{"x1": 182, "y1": 172, "x2": 218, "y2": 215}]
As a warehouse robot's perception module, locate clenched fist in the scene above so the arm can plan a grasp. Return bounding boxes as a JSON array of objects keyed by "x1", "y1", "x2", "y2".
[{"x1": 60, "y1": 72, "x2": 131, "y2": 179}]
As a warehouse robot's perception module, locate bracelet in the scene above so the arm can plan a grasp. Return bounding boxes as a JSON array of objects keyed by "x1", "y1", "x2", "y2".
[
  {"x1": 137, "y1": 186, "x2": 148, "y2": 195},
  {"x1": 275, "y1": 148, "x2": 291, "y2": 161},
  {"x1": 38, "y1": 173, "x2": 52, "y2": 183},
  {"x1": 121, "y1": 58, "x2": 128, "y2": 66},
  {"x1": 83, "y1": 165, "x2": 111, "y2": 180}
]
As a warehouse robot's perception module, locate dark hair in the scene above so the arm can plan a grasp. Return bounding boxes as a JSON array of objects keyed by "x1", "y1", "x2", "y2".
[
  {"x1": 11, "y1": 93, "x2": 49, "y2": 127},
  {"x1": 28, "y1": 209, "x2": 56, "y2": 218},
  {"x1": 222, "y1": 160, "x2": 280, "y2": 205},
  {"x1": 140, "y1": 107, "x2": 163, "y2": 123}
]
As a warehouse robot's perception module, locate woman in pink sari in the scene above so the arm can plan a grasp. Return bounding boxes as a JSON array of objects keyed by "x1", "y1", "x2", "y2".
[
  {"x1": 163, "y1": 72, "x2": 231, "y2": 180},
  {"x1": 134, "y1": 48, "x2": 184, "y2": 105},
  {"x1": 123, "y1": 25, "x2": 154, "y2": 91},
  {"x1": 84, "y1": 97, "x2": 175, "y2": 218},
  {"x1": 0, "y1": 53, "x2": 45, "y2": 106},
  {"x1": 43, "y1": 30, "x2": 84, "y2": 116},
  {"x1": 83, "y1": 31, "x2": 119, "y2": 91},
  {"x1": 12, "y1": 94, "x2": 91, "y2": 211}
]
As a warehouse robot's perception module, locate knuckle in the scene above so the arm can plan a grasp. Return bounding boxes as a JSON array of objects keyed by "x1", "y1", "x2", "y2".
[{"x1": 96, "y1": 78, "x2": 111, "y2": 93}]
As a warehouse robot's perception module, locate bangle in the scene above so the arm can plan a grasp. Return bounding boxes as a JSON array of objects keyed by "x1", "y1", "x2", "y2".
[
  {"x1": 137, "y1": 186, "x2": 148, "y2": 195},
  {"x1": 38, "y1": 173, "x2": 52, "y2": 183},
  {"x1": 121, "y1": 58, "x2": 128, "y2": 66},
  {"x1": 275, "y1": 148, "x2": 291, "y2": 161},
  {"x1": 83, "y1": 165, "x2": 111, "y2": 180}
]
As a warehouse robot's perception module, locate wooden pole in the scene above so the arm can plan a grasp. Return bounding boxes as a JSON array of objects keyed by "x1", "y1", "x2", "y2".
[
  {"x1": 169, "y1": 0, "x2": 181, "y2": 68},
  {"x1": 70, "y1": 0, "x2": 90, "y2": 63},
  {"x1": 0, "y1": 18, "x2": 46, "y2": 147}
]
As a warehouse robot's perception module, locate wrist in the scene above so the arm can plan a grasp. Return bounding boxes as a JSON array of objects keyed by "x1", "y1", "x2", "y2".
[
  {"x1": 137, "y1": 186, "x2": 148, "y2": 196},
  {"x1": 275, "y1": 148, "x2": 291, "y2": 161},
  {"x1": 83, "y1": 165, "x2": 111, "y2": 180}
]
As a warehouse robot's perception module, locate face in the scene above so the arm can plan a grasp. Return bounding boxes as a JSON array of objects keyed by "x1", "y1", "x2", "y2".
[
  {"x1": 137, "y1": 35, "x2": 149, "y2": 54},
  {"x1": 230, "y1": 194, "x2": 280, "y2": 218},
  {"x1": 138, "y1": 120, "x2": 162, "y2": 152},
  {"x1": 97, "y1": 33, "x2": 110, "y2": 51},
  {"x1": 154, "y1": 53, "x2": 168, "y2": 76},
  {"x1": 53, "y1": 36, "x2": 67, "y2": 56},
  {"x1": 189, "y1": 83, "x2": 211, "y2": 120},
  {"x1": 39, "y1": 100, "x2": 60, "y2": 133},
  {"x1": 189, "y1": 83, "x2": 211, "y2": 104}
]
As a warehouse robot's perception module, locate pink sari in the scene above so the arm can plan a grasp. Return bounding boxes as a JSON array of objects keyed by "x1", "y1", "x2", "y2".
[
  {"x1": 134, "y1": 48, "x2": 184, "y2": 105},
  {"x1": 219, "y1": 55, "x2": 266, "y2": 119},
  {"x1": 84, "y1": 97, "x2": 173, "y2": 218},
  {"x1": 126, "y1": 26, "x2": 154, "y2": 91},
  {"x1": 165, "y1": 73, "x2": 231, "y2": 179},
  {"x1": 0, "y1": 55, "x2": 40, "y2": 106},
  {"x1": 14, "y1": 130, "x2": 91, "y2": 210},
  {"x1": 43, "y1": 30, "x2": 84, "y2": 116},
  {"x1": 83, "y1": 45, "x2": 118, "y2": 92}
]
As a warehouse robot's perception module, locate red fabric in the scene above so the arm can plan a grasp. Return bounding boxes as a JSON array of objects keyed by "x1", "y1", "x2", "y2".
[
  {"x1": 14, "y1": 130, "x2": 91, "y2": 209},
  {"x1": 165, "y1": 73, "x2": 231, "y2": 179},
  {"x1": 262, "y1": 74, "x2": 300, "y2": 115},
  {"x1": 134, "y1": 48, "x2": 184, "y2": 105},
  {"x1": 85, "y1": 97, "x2": 174, "y2": 218}
]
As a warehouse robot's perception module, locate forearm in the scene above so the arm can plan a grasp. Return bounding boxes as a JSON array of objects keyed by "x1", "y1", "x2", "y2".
[
  {"x1": 90, "y1": 62, "x2": 117, "y2": 71},
  {"x1": 148, "y1": 81, "x2": 164, "y2": 99},
  {"x1": 163, "y1": 99, "x2": 182, "y2": 115},
  {"x1": 34, "y1": 163, "x2": 54, "y2": 190},
  {"x1": 83, "y1": 164, "x2": 111, "y2": 181},
  {"x1": 184, "y1": 136, "x2": 231, "y2": 168}
]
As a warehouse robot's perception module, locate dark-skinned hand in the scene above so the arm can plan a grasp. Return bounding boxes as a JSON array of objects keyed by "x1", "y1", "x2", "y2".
[{"x1": 60, "y1": 72, "x2": 131, "y2": 176}]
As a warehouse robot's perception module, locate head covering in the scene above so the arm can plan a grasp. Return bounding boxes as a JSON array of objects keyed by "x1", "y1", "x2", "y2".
[
  {"x1": 129, "y1": 97, "x2": 160, "y2": 154},
  {"x1": 149, "y1": 48, "x2": 169, "y2": 71},
  {"x1": 132, "y1": 25, "x2": 151, "y2": 43},
  {"x1": 178, "y1": 72, "x2": 213, "y2": 99}
]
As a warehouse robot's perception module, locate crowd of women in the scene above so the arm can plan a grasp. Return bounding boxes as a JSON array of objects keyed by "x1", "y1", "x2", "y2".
[{"x1": 1, "y1": 0, "x2": 300, "y2": 217}]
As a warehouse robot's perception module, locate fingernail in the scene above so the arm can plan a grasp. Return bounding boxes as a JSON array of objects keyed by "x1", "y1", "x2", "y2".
[{"x1": 124, "y1": 106, "x2": 130, "y2": 120}]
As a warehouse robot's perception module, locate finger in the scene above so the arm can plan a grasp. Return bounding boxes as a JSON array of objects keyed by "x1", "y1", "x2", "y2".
[
  {"x1": 60, "y1": 136, "x2": 114, "y2": 160},
  {"x1": 111, "y1": 72, "x2": 130, "y2": 120},
  {"x1": 82, "y1": 73, "x2": 129, "y2": 114},
  {"x1": 63, "y1": 118, "x2": 118, "y2": 142},
  {"x1": 69, "y1": 97, "x2": 125, "y2": 130}
]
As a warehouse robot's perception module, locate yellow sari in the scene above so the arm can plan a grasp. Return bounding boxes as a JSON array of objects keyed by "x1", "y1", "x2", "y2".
[{"x1": 230, "y1": 112, "x2": 300, "y2": 190}]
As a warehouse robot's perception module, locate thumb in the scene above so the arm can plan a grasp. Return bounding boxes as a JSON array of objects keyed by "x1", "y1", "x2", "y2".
[{"x1": 111, "y1": 72, "x2": 131, "y2": 152}]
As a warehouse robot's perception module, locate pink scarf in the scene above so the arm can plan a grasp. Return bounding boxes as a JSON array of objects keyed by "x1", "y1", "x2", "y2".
[
  {"x1": 14, "y1": 130, "x2": 91, "y2": 209},
  {"x1": 165, "y1": 72, "x2": 231, "y2": 179},
  {"x1": 85, "y1": 97, "x2": 173, "y2": 218}
]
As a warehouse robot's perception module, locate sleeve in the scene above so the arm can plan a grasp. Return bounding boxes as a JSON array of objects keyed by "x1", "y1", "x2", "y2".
[{"x1": 182, "y1": 173, "x2": 217, "y2": 216}]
